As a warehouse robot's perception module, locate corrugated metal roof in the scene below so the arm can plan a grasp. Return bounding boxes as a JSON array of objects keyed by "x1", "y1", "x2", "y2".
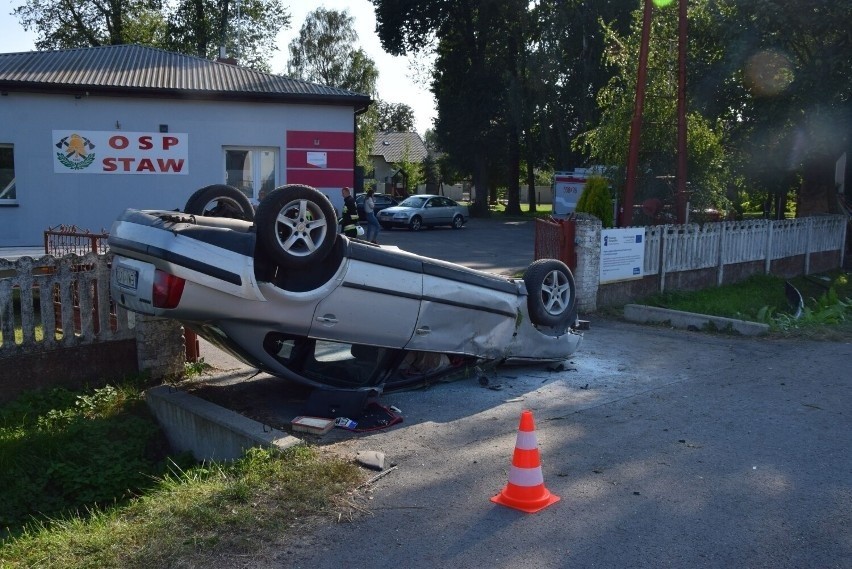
[
  {"x1": 0, "y1": 44, "x2": 371, "y2": 106},
  {"x1": 371, "y1": 131, "x2": 428, "y2": 163}
]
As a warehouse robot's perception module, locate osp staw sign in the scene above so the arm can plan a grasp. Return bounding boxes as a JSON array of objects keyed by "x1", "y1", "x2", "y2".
[{"x1": 53, "y1": 131, "x2": 188, "y2": 175}]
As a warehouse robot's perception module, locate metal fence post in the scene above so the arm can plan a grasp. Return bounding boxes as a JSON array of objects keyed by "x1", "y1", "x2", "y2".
[
  {"x1": 717, "y1": 222, "x2": 726, "y2": 286},
  {"x1": 764, "y1": 221, "x2": 774, "y2": 275}
]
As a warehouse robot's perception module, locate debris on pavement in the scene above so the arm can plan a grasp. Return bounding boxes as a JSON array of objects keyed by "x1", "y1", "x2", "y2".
[{"x1": 355, "y1": 450, "x2": 386, "y2": 471}]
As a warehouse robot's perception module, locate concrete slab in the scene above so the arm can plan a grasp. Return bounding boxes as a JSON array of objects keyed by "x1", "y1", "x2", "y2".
[
  {"x1": 623, "y1": 303, "x2": 770, "y2": 336},
  {"x1": 145, "y1": 385, "x2": 301, "y2": 461}
]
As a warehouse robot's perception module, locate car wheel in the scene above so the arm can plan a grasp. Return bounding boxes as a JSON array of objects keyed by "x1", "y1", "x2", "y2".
[
  {"x1": 184, "y1": 184, "x2": 255, "y2": 221},
  {"x1": 255, "y1": 184, "x2": 338, "y2": 268},
  {"x1": 380, "y1": 222, "x2": 393, "y2": 230},
  {"x1": 409, "y1": 216, "x2": 422, "y2": 231},
  {"x1": 452, "y1": 214, "x2": 464, "y2": 229},
  {"x1": 523, "y1": 259, "x2": 577, "y2": 327}
]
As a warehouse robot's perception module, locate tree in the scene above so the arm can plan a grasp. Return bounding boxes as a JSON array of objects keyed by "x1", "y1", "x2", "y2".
[
  {"x1": 13, "y1": 0, "x2": 289, "y2": 72},
  {"x1": 529, "y1": 0, "x2": 635, "y2": 171},
  {"x1": 287, "y1": 8, "x2": 379, "y2": 173},
  {"x1": 396, "y1": 139, "x2": 425, "y2": 191},
  {"x1": 13, "y1": 0, "x2": 163, "y2": 48},
  {"x1": 575, "y1": 1, "x2": 730, "y2": 216},
  {"x1": 721, "y1": 0, "x2": 851, "y2": 217},
  {"x1": 575, "y1": 175, "x2": 614, "y2": 227},
  {"x1": 287, "y1": 8, "x2": 377, "y2": 94},
  {"x1": 162, "y1": 0, "x2": 289, "y2": 71},
  {"x1": 374, "y1": 0, "x2": 531, "y2": 217},
  {"x1": 377, "y1": 101, "x2": 416, "y2": 132}
]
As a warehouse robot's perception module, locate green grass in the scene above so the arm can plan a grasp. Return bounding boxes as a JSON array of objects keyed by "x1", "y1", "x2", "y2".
[
  {"x1": 635, "y1": 270, "x2": 852, "y2": 340},
  {"x1": 641, "y1": 274, "x2": 789, "y2": 320},
  {"x1": 0, "y1": 379, "x2": 364, "y2": 568},
  {"x1": 488, "y1": 202, "x2": 553, "y2": 218}
]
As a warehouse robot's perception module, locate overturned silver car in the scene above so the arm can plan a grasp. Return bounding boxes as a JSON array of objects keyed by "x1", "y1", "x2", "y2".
[{"x1": 108, "y1": 184, "x2": 583, "y2": 392}]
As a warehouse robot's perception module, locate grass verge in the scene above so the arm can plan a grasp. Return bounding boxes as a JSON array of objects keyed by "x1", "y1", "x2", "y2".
[
  {"x1": 634, "y1": 270, "x2": 852, "y2": 340},
  {"x1": 0, "y1": 376, "x2": 364, "y2": 569}
]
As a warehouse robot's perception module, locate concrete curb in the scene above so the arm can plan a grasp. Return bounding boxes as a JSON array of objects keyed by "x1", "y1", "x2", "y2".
[
  {"x1": 145, "y1": 385, "x2": 302, "y2": 461},
  {"x1": 623, "y1": 304, "x2": 770, "y2": 336}
]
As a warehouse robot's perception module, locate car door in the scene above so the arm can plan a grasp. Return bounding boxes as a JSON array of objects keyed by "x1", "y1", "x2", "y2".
[
  {"x1": 424, "y1": 197, "x2": 449, "y2": 225},
  {"x1": 309, "y1": 247, "x2": 423, "y2": 348},
  {"x1": 404, "y1": 263, "x2": 519, "y2": 357},
  {"x1": 374, "y1": 195, "x2": 392, "y2": 213}
]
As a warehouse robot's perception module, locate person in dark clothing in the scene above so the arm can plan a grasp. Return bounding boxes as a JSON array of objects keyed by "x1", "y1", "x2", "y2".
[{"x1": 340, "y1": 187, "x2": 360, "y2": 238}]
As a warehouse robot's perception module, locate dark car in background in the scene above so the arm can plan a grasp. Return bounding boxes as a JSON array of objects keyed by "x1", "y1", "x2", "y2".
[{"x1": 355, "y1": 192, "x2": 398, "y2": 220}]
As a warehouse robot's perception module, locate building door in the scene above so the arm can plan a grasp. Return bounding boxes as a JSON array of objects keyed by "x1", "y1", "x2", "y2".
[{"x1": 224, "y1": 147, "x2": 277, "y2": 204}]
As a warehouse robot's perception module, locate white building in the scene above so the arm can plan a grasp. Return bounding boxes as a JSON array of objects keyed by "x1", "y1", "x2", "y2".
[{"x1": 0, "y1": 45, "x2": 371, "y2": 246}]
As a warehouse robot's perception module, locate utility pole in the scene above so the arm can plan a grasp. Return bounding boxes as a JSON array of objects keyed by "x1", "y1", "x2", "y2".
[
  {"x1": 623, "y1": 0, "x2": 689, "y2": 226},
  {"x1": 622, "y1": 0, "x2": 654, "y2": 227},
  {"x1": 675, "y1": 0, "x2": 688, "y2": 224}
]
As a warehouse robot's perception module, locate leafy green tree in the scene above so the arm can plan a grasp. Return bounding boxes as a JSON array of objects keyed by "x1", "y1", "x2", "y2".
[
  {"x1": 575, "y1": 175, "x2": 614, "y2": 227},
  {"x1": 397, "y1": 139, "x2": 425, "y2": 192},
  {"x1": 377, "y1": 101, "x2": 416, "y2": 132},
  {"x1": 13, "y1": 0, "x2": 288, "y2": 72},
  {"x1": 287, "y1": 8, "x2": 379, "y2": 173},
  {"x1": 13, "y1": 0, "x2": 163, "y2": 48},
  {"x1": 720, "y1": 0, "x2": 851, "y2": 217},
  {"x1": 162, "y1": 0, "x2": 290, "y2": 72},
  {"x1": 373, "y1": 0, "x2": 523, "y2": 217},
  {"x1": 287, "y1": 8, "x2": 377, "y2": 94},
  {"x1": 575, "y1": 1, "x2": 730, "y2": 214}
]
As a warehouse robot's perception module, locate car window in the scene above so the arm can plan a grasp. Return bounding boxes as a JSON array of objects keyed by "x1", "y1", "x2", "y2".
[
  {"x1": 400, "y1": 196, "x2": 427, "y2": 208},
  {"x1": 263, "y1": 332, "x2": 401, "y2": 389}
]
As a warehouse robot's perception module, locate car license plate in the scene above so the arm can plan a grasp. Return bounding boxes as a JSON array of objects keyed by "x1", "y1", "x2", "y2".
[{"x1": 115, "y1": 266, "x2": 138, "y2": 290}]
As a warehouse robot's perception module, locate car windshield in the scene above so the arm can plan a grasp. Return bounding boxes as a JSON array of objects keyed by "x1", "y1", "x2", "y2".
[{"x1": 399, "y1": 196, "x2": 428, "y2": 208}]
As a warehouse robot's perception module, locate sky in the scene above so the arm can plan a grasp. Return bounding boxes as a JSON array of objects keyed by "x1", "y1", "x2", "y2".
[{"x1": 0, "y1": 0, "x2": 437, "y2": 135}]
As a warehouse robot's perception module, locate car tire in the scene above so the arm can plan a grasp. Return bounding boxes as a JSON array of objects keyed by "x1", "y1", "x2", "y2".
[
  {"x1": 380, "y1": 222, "x2": 393, "y2": 230},
  {"x1": 452, "y1": 214, "x2": 464, "y2": 229},
  {"x1": 409, "y1": 216, "x2": 422, "y2": 231},
  {"x1": 523, "y1": 259, "x2": 577, "y2": 327},
  {"x1": 255, "y1": 184, "x2": 338, "y2": 268},
  {"x1": 184, "y1": 184, "x2": 255, "y2": 221}
]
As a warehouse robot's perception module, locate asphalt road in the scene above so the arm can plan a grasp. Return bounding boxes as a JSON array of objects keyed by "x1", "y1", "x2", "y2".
[
  {"x1": 372, "y1": 216, "x2": 538, "y2": 276},
  {"x1": 192, "y1": 221, "x2": 851, "y2": 568},
  {"x1": 268, "y1": 319, "x2": 851, "y2": 569}
]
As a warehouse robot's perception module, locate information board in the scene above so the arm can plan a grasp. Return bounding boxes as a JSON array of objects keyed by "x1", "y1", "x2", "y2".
[{"x1": 600, "y1": 228, "x2": 645, "y2": 283}]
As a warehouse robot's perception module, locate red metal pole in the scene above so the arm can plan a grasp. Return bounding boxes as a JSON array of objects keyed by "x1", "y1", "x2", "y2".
[
  {"x1": 623, "y1": 0, "x2": 654, "y2": 227},
  {"x1": 676, "y1": 0, "x2": 688, "y2": 224}
]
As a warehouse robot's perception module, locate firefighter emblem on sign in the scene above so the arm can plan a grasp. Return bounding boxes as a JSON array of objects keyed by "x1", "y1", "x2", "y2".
[{"x1": 55, "y1": 133, "x2": 96, "y2": 170}]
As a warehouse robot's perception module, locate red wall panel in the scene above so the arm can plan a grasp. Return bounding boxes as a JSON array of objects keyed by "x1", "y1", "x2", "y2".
[
  {"x1": 286, "y1": 130, "x2": 354, "y2": 150},
  {"x1": 286, "y1": 169, "x2": 354, "y2": 188},
  {"x1": 286, "y1": 149, "x2": 354, "y2": 169}
]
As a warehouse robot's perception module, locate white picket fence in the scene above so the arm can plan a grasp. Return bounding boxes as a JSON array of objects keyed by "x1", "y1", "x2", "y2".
[
  {"x1": 0, "y1": 253, "x2": 135, "y2": 358},
  {"x1": 640, "y1": 216, "x2": 847, "y2": 291}
]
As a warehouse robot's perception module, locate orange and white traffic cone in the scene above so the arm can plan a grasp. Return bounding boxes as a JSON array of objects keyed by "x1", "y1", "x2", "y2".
[{"x1": 491, "y1": 409, "x2": 560, "y2": 513}]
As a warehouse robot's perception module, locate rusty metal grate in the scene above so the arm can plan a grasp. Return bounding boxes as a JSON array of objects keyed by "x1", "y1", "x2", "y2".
[{"x1": 44, "y1": 225, "x2": 109, "y2": 256}]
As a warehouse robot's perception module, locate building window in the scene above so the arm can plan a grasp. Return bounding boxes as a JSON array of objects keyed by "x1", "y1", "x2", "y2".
[
  {"x1": 0, "y1": 145, "x2": 15, "y2": 202},
  {"x1": 224, "y1": 147, "x2": 277, "y2": 204}
]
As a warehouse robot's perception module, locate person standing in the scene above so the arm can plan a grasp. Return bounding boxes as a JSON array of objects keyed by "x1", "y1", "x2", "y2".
[
  {"x1": 340, "y1": 187, "x2": 359, "y2": 238},
  {"x1": 364, "y1": 189, "x2": 381, "y2": 244}
]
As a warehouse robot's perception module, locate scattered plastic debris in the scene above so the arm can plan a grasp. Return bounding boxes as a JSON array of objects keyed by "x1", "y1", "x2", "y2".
[
  {"x1": 355, "y1": 450, "x2": 385, "y2": 471},
  {"x1": 335, "y1": 417, "x2": 358, "y2": 430}
]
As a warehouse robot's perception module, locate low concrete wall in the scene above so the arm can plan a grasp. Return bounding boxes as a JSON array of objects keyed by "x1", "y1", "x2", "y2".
[
  {"x1": 145, "y1": 385, "x2": 301, "y2": 461},
  {"x1": 0, "y1": 339, "x2": 138, "y2": 404},
  {"x1": 623, "y1": 305, "x2": 770, "y2": 336}
]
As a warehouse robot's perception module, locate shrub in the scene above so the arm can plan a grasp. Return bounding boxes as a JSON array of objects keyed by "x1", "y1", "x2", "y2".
[{"x1": 575, "y1": 175, "x2": 614, "y2": 227}]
